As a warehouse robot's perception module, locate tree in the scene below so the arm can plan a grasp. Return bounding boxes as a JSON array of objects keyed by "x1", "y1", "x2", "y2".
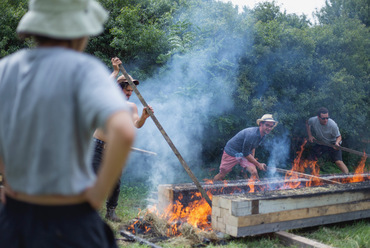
[
  {"x1": 316, "y1": 0, "x2": 369, "y2": 26},
  {"x1": 0, "y1": 0, "x2": 28, "y2": 58}
]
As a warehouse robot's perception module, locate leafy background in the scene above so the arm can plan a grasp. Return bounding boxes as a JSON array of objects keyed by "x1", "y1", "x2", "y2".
[{"x1": 1, "y1": 0, "x2": 369, "y2": 187}]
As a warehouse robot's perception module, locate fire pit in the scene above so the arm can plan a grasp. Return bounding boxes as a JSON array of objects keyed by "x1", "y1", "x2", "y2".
[
  {"x1": 212, "y1": 180, "x2": 370, "y2": 237},
  {"x1": 155, "y1": 170, "x2": 370, "y2": 237},
  {"x1": 128, "y1": 145, "x2": 369, "y2": 239}
]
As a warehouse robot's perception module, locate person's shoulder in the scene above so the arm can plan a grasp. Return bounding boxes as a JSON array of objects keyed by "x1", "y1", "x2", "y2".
[
  {"x1": 0, "y1": 49, "x2": 27, "y2": 65},
  {"x1": 328, "y1": 118, "x2": 338, "y2": 126},
  {"x1": 243, "y1": 126, "x2": 259, "y2": 134},
  {"x1": 308, "y1": 116, "x2": 317, "y2": 122},
  {"x1": 127, "y1": 101, "x2": 136, "y2": 108},
  {"x1": 63, "y1": 49, "x2": 104, "y2": 66}
]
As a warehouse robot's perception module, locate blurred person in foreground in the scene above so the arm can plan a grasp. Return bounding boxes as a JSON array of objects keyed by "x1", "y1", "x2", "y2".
[
  {"x1": 92, "y1": 57, "x2": 153, "y2": 222},
  {"x1": 306, "y1": 107, "x2": 349, "y2": 174},
  {"x1": 213, "y1": 114, "x2": 278, "y2": 181},
  {"x1": 0, "y1": 0, "x2": 135, "y2": 247}
]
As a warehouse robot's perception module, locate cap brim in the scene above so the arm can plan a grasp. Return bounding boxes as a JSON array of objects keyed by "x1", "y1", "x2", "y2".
[
  {"x1": 118, "y1": 80, "x2": 139, "y2": 85},
  {"x1": 257, "y1": 119, "x2": 278, "y2": 128}
]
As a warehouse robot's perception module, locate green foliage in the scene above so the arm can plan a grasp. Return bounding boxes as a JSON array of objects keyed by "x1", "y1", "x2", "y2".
[
  {"x1": 316, "y1": 0, "x2": 370, "y2": 26},
  {"x1": 0, "y1": 0, "x2": 28, "y2": 58},
  {"x1": 1, "y1": 0, "x2": 368, "y2": 169},
  {"x1": 86, "y1": 0, "x2": 178, "y2": 76}
]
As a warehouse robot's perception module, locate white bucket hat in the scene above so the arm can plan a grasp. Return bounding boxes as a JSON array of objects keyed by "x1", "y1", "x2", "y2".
[
  {"x1": 16, "y1": 0, "x2": 108, "y2": 39},
  {"x1": 256, "y1": 114, "x2": 278, "y2": 128}
]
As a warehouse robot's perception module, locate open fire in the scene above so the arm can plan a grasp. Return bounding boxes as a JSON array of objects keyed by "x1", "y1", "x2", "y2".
[{"x1": 127, "y1": 141, "x2": 369, "y2": 237}]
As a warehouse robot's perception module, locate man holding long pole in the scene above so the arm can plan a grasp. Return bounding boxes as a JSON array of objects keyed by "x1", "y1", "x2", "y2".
[
  {"x1": 306, "y1": 107, "x2": 349, "y2": 174},
  {"x1": 213, "y1": 114, "x2": 278, "y2": 181},
  {"x1": 93, "y1": 57, "x2": 153, "y2": 222}
]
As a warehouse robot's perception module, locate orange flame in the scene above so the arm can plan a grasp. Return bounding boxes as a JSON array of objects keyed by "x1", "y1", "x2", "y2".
[
  {"x1": 348, "y1": 153, "x2": 368, "y2": 183},
  {"x1": 128, "y1": 141, "x2": 369, "y2": 237},
  {"x1": 247, "y1": 175, "x2": 258, "y2": 193}
]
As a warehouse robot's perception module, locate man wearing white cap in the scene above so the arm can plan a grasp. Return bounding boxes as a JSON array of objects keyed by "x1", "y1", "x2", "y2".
[
  {"x1": 0, "y1": 0, "x2": 135, "y2": 247},
  {"x1": 213, "y1": 114, "x2": 278, "y2": 181}
]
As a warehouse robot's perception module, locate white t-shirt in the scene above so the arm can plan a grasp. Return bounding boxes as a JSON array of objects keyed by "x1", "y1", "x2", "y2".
[
  {"x1": 308, "y1": 116, "x2": 341, "y2": 145},
  {"x1": 0, "y1": 47, "x2": 130, "y2": 195}
]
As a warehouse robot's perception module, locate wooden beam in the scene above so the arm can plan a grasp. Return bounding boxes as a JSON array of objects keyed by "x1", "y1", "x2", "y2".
[
  {"x1": 157, "y1": 173, "x2": 370, "y2": 213},
  {"x1": 218, "y1": 199, "x2": 370, "y2": 227},
  {"x1": 274, "y1": 231, "x2": 335, "y2": 248},
  {"x1": 157, "y1": 177, "x2": 310, "y2": 213},
  {"x1": 227, "y1": 210, "x2": 370, "y2": 237},
  {"x1": 314, "y1": 140, "x2": 370, "y2": 157},
  {"x1": 214, "y1": 183, "x2": 370, "y2": 217},
  {"x1": 211, "y1": 182, "x2": 370, "y2": 237},
  {"x1": 269, "y1": 167, "x2": 342, "y2": 184}
]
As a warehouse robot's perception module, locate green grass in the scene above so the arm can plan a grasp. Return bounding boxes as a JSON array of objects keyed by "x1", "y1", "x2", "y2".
[
  {"x1": 291, "y1": 219, "x2": 370, "y2": 248},
  {"x1": 101, "y1": 181, "x2": 370, "y2": 248}
]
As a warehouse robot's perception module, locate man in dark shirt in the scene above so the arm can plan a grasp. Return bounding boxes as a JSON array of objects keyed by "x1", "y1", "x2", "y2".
[{"x1": 213, "y1": 114, "x2": 278, "y2": 181}]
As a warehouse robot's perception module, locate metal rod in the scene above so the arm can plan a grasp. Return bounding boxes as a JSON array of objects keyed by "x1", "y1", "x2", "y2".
[
  {"x1": 119, "y1": 65, "x2": 212, "y2": 207},
  {"x1": 314, "y1": 140, "x2": 369, "y2": 157},
  {"x1": 120, "y1": 230, "x2": 162, "y2": 248},
  {"x1": 268, "y1": 167, "x2": 342, "y2": 184},
  {"x1": 131, "y1": 147, "x2": 157, "y2": 156}
]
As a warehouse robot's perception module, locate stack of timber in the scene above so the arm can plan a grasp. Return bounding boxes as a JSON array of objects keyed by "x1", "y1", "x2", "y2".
[
  {"x1": 157, "y1": 173, "x2": 368, "y2": 213},
  {"x1": 157, "y1": 177, "x2": 303, "y2": 212},
  {"x1": 212, "y1": 181, "x2": 370, "y2": 237}
]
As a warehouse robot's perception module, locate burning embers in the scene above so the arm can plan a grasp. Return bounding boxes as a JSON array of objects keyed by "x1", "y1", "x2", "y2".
[
  {"x1": 127, "y1": 192, "x2": 213, "y2": 237},
  {"x1": 126, "y1": 143, "x2": 369, "y2": 238}
]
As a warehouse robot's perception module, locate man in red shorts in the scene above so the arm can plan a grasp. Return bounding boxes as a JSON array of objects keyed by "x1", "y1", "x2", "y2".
[{"x1": 213, "y1": 114, "x2": 278, "y2": 180}]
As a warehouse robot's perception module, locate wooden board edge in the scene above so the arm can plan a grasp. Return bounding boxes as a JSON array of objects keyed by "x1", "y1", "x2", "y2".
[
  {"x1": 274, "y1": 231, "x2": 335, "y2": 248},
  {"x1": 229, "y1": 200, "x2": 370, "y2": 227}
]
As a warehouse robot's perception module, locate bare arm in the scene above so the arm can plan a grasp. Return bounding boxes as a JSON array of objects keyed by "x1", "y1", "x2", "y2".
[
  {"x1": 109, "y1": 57, "x2": 122, "y2": 79},
  {"x1": 334, "y1": 135, "x2": 342, "y2": 148},
  {"x1": 135, "y1": 105, "x2": 153, "y2": 129},
  {"x1": 130, "y1": 102, "x2": 153, "y2": 129},
  {"x1": 245, "y1": 149, "x2": 266, "y2": 171},
  {"x1": 84, "y1": 110, "x2": 135, "y2": 209}
]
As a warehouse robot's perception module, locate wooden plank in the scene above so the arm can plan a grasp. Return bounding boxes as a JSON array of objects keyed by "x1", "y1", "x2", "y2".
[
  {"x1": 226, "y1": 200, "x2": 370, "y2": 227},
  {"x1": 213, "y1": 183, "x2": 370, "y2": 217},
  {"x1": 274, "y1": 231, "x2": 335, "y2": 248},
  {"x1": 158, "y1": 173, "x2": 370, "y2": 194},
  {"x1": 157, "y1": 174, "x2": 370, "y2": 214},
  {"x1": 157, "y1": 185, "x2": 174, "y2": 213},
  {"x1": 212, "y1": 182, "x2": 370, "y2": 237},
  {"x1": 258, "y1": 191, "x2": 370, "y2": 214},
  {"x1": 232, "y1": 209, "x2": 370, "y2": 237}
]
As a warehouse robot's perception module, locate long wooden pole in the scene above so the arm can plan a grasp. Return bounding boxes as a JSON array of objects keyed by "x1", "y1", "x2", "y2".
[
  {"x1": 314, "y1": 140, "x2": 369, "y2": 157},
  {"x1": 119, "y1": 65, "x2": 212, "y2": 207},
  {"x1": 267, "y1": 167, "x2": 342, "y2": 184}
]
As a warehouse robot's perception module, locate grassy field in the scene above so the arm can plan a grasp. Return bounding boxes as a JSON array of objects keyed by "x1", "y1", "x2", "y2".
[{"x1": 99, "y1": 183, "x2": 370, "y2": 248}]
